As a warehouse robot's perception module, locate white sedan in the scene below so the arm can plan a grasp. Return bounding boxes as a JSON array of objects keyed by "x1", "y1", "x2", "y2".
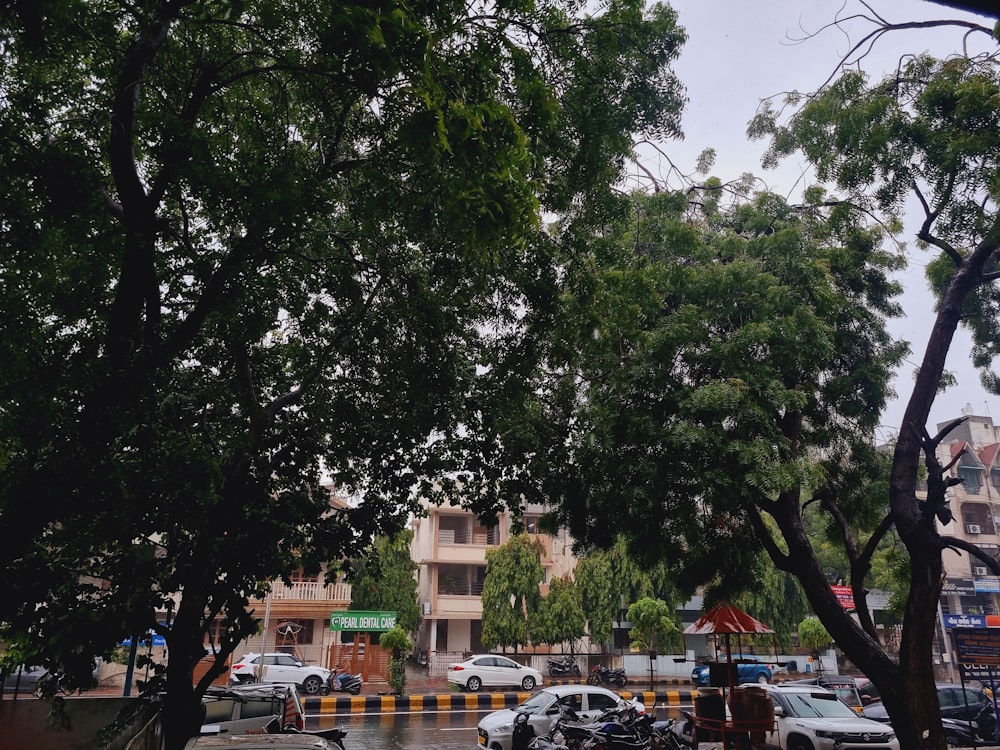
[{"x1": 447, "y1": 654, "x2": 542, "y2": 692}]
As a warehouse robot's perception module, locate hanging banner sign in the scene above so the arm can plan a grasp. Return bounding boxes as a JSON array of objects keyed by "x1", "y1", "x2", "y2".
[
  {"x1": 831, "y1": 585, "x2": 855, "y2": 610},
  {"x1": 951, "y1": 627, "x2": 1000, "y2": 667},
  {"x1": 329, "y1": 610, "x2": 397, "y2": 631}
]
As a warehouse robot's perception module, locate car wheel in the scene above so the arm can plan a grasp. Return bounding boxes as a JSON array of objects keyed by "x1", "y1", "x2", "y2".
[
  {"x1": 788, "y1": 737, "x2": 814, "y2": 750},
  {"x1": 757, "y1": 673, "x2": 769, "y2": 684},
  {"x1": 522, "y1": 676, "x2": 536, "y2": 691},
  {"x1": 302, "y1": 676, "x2": 323, "y2": 695},
  {"x1": 466, "y1": 676, "x2": 482, "y2": 692}
]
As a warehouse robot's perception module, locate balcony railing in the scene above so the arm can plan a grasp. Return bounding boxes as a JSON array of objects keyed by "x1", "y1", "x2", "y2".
[
  {"x1": 258, "y1": 582, "x2": 352, "y2": 601},
  {"x1": 438, "y1": 529, "x2": 498, "y2": 545},
  {"x1": 438, "y1": 579, "x2": 485, "y2": 596}
]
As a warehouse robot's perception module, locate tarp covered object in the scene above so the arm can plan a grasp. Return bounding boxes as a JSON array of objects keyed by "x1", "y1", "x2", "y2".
[{"x1": 683, "y1": 601, "x2": 774, "y2": 635}]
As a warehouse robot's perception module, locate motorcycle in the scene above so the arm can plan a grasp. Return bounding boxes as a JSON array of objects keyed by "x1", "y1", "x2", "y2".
[
  {"x1": 942, "y1": 703, "x2": 998, "y2": 746},
  {"x1": 548, "y1": 655, "x2": 582, "y2": 678},
  {"x1": 650, "y1": 712, "x2": 695, "y2": 750},
  {"x1": 324, "y1": 666, "x2": 363, "y2": 695},
  {"x1": 552, "y1": 701, "x2": 650, "y2": 750},
  {"x1": 587, "y1": 664, "x2": 628, "y2": 688}
]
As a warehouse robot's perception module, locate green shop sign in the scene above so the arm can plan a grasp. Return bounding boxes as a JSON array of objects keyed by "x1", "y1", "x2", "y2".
[{"x1": 329, "y1": 610, "x2": 397, "y2": 631}]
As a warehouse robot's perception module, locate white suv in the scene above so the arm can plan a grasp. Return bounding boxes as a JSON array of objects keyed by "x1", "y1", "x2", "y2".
[
  {"x1": 742, "y1": 683, "x2": 899, "y2": 750},
  {"x1": 229, "y1": 652, "x2": 331, "y2": 695}
]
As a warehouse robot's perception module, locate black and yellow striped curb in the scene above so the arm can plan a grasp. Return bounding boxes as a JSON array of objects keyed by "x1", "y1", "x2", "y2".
[{"x1": 304, "y1": 689, "x2": 695, "y2": 715}]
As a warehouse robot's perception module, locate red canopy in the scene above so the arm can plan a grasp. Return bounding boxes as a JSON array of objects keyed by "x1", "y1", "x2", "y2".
[{"x1": 683, "y1": 601, "x2": 774, "y2": 635}]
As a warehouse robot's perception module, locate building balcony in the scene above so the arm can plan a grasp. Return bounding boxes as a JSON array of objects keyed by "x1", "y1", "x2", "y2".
[{"x1": 249, "y1": 582, "x2": 352, "y2": 619}]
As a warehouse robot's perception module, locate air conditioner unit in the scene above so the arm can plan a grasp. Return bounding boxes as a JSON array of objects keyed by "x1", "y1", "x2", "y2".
[
  {"x1": 967, "y1": 524, "x2": 983, "y2": 534},
  {"x1": 974, "y1": 566, "x2": 989, "y2": 576},
  {"x1": 422, "y1": 601, "x2": 431, "y2": 616}
]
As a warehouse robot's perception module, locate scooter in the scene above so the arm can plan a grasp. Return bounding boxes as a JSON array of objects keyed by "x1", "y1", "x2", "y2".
[
  {"x1": 942, "y1": 703, "x2": 998, "y2": 746},
  {"x1": 547, "y1": 655, "x2": 582, "y2": 677},
  {"x1": 324, "y1": 666, "x2": 362, "y2": 695},
  {"x1": 415, "y1": 648, "x2": 429, "y2": 667},
  {"x1": 587, "y1": 664, "x2": 628, "y2": 688}
]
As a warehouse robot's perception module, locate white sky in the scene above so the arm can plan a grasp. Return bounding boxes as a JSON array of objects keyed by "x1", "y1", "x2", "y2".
[{"x1": 643, "y1": 0, "x2": 999, "y2": 442}]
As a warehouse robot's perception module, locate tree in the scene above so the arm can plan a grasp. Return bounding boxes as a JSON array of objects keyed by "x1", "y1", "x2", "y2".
[
  {"x1": 473, "y1": 179, "x2": 913, "y2": 723},
  {"x1": 748, "y1": 38, "x2": 1000, "y2": 746},
  {"x1": 349, "y1": 530, "x2": 420, "y2": 634},
  {"x1": 0, "y1": 2, "x2": 686, "y2": 747},
  {"x1": 480, "y1": 534, "x2": 545, "y2": 652},
  {"x1": 379, "y1": 625, "x2": 412, "y2": 696},
  {"x1": 797, "y1": 616, "x2": 832, "y2": 670},
  {"x1": 529, "y1": 574, "x2": 586, "y2": 651},
  {"x1": 575, "y1": 540, "x2": 659, "y2": 648},
  {"x1": 625, "y1": 597, "x2": 679, "y2": 653},
  {"x1": 731, "y1": 566, "x2": 809, "y2": 652}
]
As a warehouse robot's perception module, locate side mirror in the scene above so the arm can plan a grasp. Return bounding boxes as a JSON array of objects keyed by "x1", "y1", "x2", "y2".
[{"x1": 773, "y1": 706, "x2": 785, "y2": 717}]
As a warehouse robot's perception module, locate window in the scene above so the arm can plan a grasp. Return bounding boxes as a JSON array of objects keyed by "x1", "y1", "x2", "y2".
[
  {"x1": 524, "y1": 515, "x2": 540, "y2": 534},
  {"x1": 959, "y1": 466, "x2": 984, "y2": 494},
  {"x1": 558, "y1": 693, "x2": 584, "y2": 712},
  {"x1": 587, "y1": 692, "x2": 619, "y2": 712}
]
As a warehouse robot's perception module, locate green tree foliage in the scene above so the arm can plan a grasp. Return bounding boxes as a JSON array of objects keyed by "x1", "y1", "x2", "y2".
[
  {"x1": 481, "y1": 534, "x2": 545, "y2": 652},
  {"x1": 731, "y1": 565, "x2": 809, "y2": 651},
  {"x1": 626, "y1": 597, "x2": 679, "y2": 653},
  {"x1": 481, "y1": 181, "x2": 910, "y2": 724},
  {"x1": 350, "y1": 530, "x2": 420, "y2": 634},
  {"x1": 529, "y1": 574, "x2": 586, "y2": 650},
  {"x1": 797, "y1": 616, "x2": 831, "y2": 656},
  {"x1": 749, "y1": 36, "x2": 1000, "y2": 747},
  {"x1": 575, "y1": 540, "x2": 660, "y2": 646},
  {"x1": 379, "y1": 625, "x2": 412, "y2": 696},
  {"x1": 0, "y1": 2, "x2": 686, "y2": 746}
]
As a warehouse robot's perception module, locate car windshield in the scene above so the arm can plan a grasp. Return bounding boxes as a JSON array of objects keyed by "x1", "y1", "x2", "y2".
[
  {"x1": 514, "y1": 692, "x2": 556, "y2": 715},
  {"x1": 785, "y1": 692, "x2": 861, "y2": 719}
]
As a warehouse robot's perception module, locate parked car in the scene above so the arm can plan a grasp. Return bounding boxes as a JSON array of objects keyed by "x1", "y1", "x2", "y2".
[
  {"x1": 201, "y1": 683, "x2": 305, "y2": 734},
  {"x1": 229, "y1": 653, "x2": 331, "y2": 695},
  {"x1": 446, "y1": 654, "x2": 542, "y2": 692},
  {"x1": 862, "y1": 684, "x2": 993, "y2": 723},
  {"x1": 477, "y1": 684, "x2": 644, "y2": 750},
  {"x1": 691, "y1": 655, "x2": 773, "y2": 686},
  {"x1": 746, "y1": 683, "x2": 899, "y2": 750},
  {"x1": 791, "y1": 675, "x2": 865, "y2": 712},
  {"x1": 183, "y1": 735, "x2": 339, "y2": 750},
  {"x1": 854, "y1": 675, "x2": 881, "y2": 705}
]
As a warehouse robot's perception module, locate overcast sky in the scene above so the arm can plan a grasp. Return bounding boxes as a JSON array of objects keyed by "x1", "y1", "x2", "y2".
[{"x1": 645, "y1": 0, "x2": 999, "y2": 442}]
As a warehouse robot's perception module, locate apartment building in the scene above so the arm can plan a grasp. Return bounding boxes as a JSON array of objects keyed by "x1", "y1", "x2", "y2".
[
  {"x1": 937, "y1": 411, "x2": 1000, "y2": 617},
  {"x1": 409, "y1": 498, "x2": 576, "y2": 658}
]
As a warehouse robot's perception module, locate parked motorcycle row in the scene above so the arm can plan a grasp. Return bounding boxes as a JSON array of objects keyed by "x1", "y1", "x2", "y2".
[{"x1": 512, "y1": 701, "x2": 690, "y2": 750}]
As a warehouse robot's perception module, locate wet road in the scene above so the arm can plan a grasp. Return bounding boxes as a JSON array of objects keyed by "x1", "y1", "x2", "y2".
[{"x1": 308, "y1": 709, "x2": 487, "y2": 749}]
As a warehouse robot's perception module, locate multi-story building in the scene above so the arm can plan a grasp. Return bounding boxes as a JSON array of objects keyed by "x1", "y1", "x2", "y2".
[
  {"x1": 937, "y1": 411, "x2": 1000, "y2": 618},
  {"x1": 409, "y1": 498, "x2": 577, "y2": 659}
]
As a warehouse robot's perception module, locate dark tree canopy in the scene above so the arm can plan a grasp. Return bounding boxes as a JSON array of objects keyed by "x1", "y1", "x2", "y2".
[{"x1": 0, "y1": 1, "x2": 686, "y2": 746}]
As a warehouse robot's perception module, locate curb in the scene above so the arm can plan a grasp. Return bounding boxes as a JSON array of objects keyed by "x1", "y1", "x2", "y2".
[{"x1": 304, "y1": 689, "x2": 696, "y2": 715}]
